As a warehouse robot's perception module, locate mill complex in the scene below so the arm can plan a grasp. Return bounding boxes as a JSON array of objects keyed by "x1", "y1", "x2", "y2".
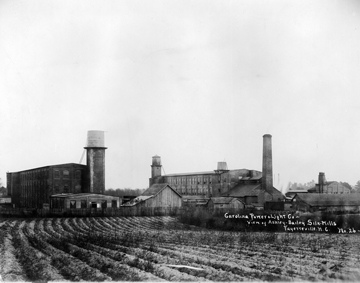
[{"x1": 6, "y1": 132, "x2": 283, "y2": 209}]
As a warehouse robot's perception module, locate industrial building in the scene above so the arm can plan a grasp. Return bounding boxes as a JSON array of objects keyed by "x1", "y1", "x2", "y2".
[
  {"x1": 292, "y1": 193, "x2": 360, "y2": 213},
  {"x1": 6, "y1": 131, "x2": 107, "y2": 208},
  {"x1": 309, "y1": 172, "x2": 352, "y2": 194},
  {"x1": 207, "y1": 197, "x2": 245, "y2": 212},
  {"x1": 149, "y1": 134, "x2": 284, "y2": 208},
  {"x1": 50, "y1": 193, "x2": 120, "y2": 209}
]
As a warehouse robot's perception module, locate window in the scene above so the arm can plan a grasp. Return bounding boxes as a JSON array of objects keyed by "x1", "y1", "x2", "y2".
[
  {"x1": 54, "y1": 170, "x2": 60, "y2": 179},
  {"x1": 81, "y1": 200, "x2": 87, "y2": 208},
  {"x1": 64, "y1": 185, "x2": 69, "y2": 193},
  {"x1": 63, "y1": 170, "x2": 69, "y2": 178},
  {"x1": 112, "y1": 200, "x2": 117, "y2": 208},
  {"x1": 75, "y1": 170, "x2": 81, "y2": 179},
  {"x1": 70, "y1": 200, "x2": 76, "y2": 209},
  {"x1": 101, "y1": 200, "x2": 107, "y2": 209},
  {"x1": 54, "y1": 185, "x2": 59, "y2": 194}
]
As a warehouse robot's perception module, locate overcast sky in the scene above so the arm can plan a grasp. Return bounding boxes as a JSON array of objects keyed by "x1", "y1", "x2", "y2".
[{"x1": 1, "y1": 0, "x2": 360, "y2": 192}]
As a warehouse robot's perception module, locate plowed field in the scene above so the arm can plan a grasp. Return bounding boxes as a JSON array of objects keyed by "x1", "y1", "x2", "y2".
[{"x1": 1, "y1": 216, "x2": 360, "y2": 281}]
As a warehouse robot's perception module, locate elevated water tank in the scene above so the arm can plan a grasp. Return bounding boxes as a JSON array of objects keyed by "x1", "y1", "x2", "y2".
[
  {"x1": 217, "y1": 162, "x2": 228, "y2": 171},
  {"x1": 87, "y1": 130, "x2": 105, "y2": 148}
]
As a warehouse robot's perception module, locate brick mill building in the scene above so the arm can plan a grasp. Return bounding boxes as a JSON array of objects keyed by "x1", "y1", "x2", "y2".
[
  {"x1": 7, "y1": 131, "x2": 108, "y2": 208},
  {"x1": 149, "y1": 134, "x2": 284, "y2": 208}
]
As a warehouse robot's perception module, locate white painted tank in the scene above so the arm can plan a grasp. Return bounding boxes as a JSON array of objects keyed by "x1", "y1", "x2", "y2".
[
  {"x1": 217, "y1": 162, "x2": 228, "y2": 171},
  {"x1": 87, "y1": 130, "x2": 105, "y2": 147}
]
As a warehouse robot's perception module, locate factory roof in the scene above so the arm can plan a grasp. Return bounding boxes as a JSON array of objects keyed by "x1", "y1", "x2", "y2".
[
  {"x1": 294, "y1": 193, "x2": 360, "y2": 206},
  {"x1": 223, "y1": 183, "x2": 262, "y2": 197},
  {"x1": 142, "y1": 183, "x2": 182, "y2": 197},
  {"x1": 239, "y1": 175, "x2": 262, "y2": 181},
  {"x1": 8, "y1": 163, "x2": 86, "y2": 173},
  {"x1": 163, "y1": 171, "x2": 216, "y2": 177},
  {"x1": 163, "y1": 168, "x2": 261, "y2": 177}
]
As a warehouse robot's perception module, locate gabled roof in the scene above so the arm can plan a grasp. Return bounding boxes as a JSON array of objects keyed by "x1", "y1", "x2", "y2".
[
  {"x1": 9, "y1": 163, "x2": 86, "y2": 174},
  {"x1": 122, "y1": 184, "x2": 181, "y2": 206},
  {"x1": 295, "y1": 193, "x2": 360, "y2": 206},
  {"x1": 286, "y1": 189, "x2": 309, "y2": 193},
  {"x1": 141, "y1": 183, "x2": 182, "y2": 197},
  {"x1": 210, "y1": 197, "x2": 239, "y2": 204},
  {"x1": 239, "y1": 176, "x2": 262, "y2": 181},
  {"x1": 224, "y1": 183, "x2": 283, "y2": 199},
  {"x1": 223, "y1": 183, "x2": 262, "y2": 197},
  {"x1": 121, "y1": 195, "x2": 152, "y2": 206}
]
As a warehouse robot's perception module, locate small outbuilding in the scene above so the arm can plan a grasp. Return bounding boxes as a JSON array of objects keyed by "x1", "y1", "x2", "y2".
[
  {"x1": 207, "y1": 197, "x2": 244, "y2": 211},
  {"x1": 122, "y1": 184, "x2": 182, "y2": 208},
  {"x1": 224, "y1": 183, "x2": 283, "y2": 208},
  {"x1": 50, "y1": 193, "x2": 121, "y2": 209},
  {"x1": 293, "y1": 193, "x2": 360, "y2": 213},
  {"x1": 182, "y1": 195, "x2": 210, "y2": 207}
]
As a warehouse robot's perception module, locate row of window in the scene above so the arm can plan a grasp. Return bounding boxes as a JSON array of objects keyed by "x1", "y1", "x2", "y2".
[
  {"x1": 53, "y1": 169, "x2": 82, "y2": 179},
  {"x1": 21, "y1": 186, "x2": 45, "y2": 208},
  {"x1": 167, "y1": 176, "x2": 231, "y2": 185},
  {"x1": 168, "y1": 178, "x2": 213, "y2": 185},
  {"x1": 20, "y1": 169, "x2": 48, "y2": 181},
  {"x1": 53, "y1": 184, "x2": 70, "y2": 194},
  {"x1": 21, "y1": 180, "x2": 46, "y2": 187},
  {"x1": 175, "y1": 186, "x2": 209, "y2": 195},
  {"x1": 69, "y1": 200, "x2": 117, "y2": 209}
]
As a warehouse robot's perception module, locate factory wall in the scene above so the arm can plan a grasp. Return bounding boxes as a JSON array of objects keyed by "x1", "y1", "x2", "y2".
[
  {"x1": 6, "y1": 164, "x2": 87, "y2": 208},
  {"x1": 150, "y1": 169, "x2": 262, "y2": 197}
]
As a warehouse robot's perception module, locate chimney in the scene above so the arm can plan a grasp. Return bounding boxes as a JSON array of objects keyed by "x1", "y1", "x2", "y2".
[
  {"x1": 262, "y1": 134, "x2": 273, "y2": 191},
  {"x1": 318, "y1": 172, "x2": 326, "y2": 193}
]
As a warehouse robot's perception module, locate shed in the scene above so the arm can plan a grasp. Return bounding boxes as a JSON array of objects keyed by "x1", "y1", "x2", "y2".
[
  {"x1": 208, "y1": 197, "x2": 244, "y2": 211},
  {"x1": 293, "y1": 193, "x2": 360, "y2": 213},
  {"x1": 50, "y1": 193, "x2": 120, "y2": 209},
  {"x1": 223, "y1": 183, "x2": 283, "y2": 206},
  {"x1": 285, "y1": 189, "x2": 309, "y2": 198},
  {"x1": 182, "y1": 195, "x2": 210, "y2": 206},
  {"x1": 122, "y1": 184, "x2": 182, "y2": 208}
]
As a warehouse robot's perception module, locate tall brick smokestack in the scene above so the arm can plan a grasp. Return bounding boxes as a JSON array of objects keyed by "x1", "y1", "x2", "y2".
[{"x1": 262, "y1": 134, "x2": 273, "y2": 191}]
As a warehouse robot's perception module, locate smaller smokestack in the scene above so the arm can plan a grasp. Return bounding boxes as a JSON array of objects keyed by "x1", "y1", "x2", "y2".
[
  {"x1": 318, "y1": 172, "x2": 326, "y2": 193},
  {"x1": 262, "y1": 134, "x2": 273, "y2": 191}
]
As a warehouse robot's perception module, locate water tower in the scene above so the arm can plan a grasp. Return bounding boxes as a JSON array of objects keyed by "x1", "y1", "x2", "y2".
[{"x1": 85, "y1": 131, "x2": 107, "y2": 194}]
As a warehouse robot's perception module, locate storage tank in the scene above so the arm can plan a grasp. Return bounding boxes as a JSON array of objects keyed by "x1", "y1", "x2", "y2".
[
  {"x1": 151, "y1": 155, "x2": 162, "y2": 178},
  {"x1": 87, "y1": 131, "x2": 105, "y2": 147},
  {"x1": 85, "y1": 131, "x2": 107, "y2": 194},
  {"x1": 217, "y1": 162, "x2": 228, "y2": 171}
]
